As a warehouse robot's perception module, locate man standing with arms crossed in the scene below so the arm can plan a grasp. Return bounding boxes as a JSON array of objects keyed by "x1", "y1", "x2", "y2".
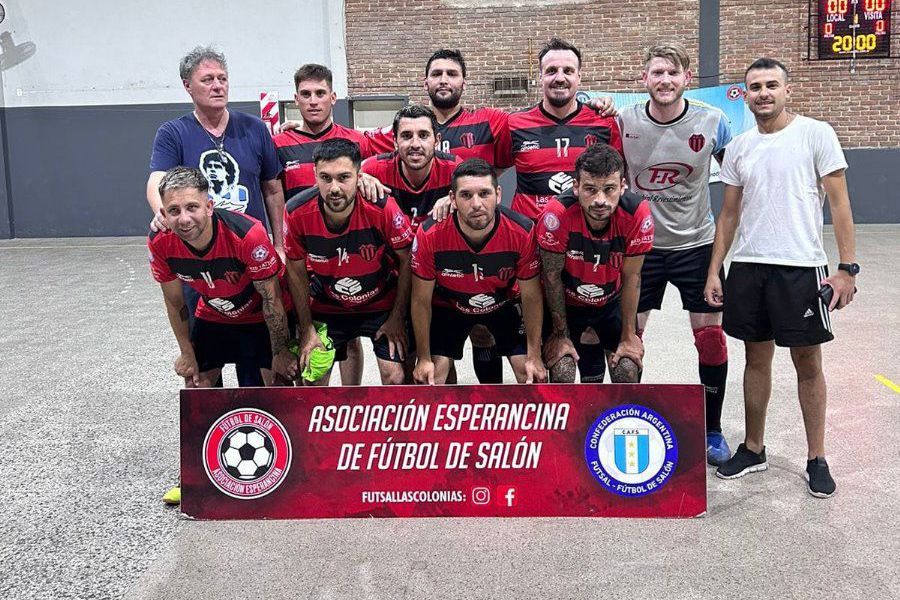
[
  {"x1": 705, "y1": 58, "x2": 857, "y2": 498},
  {"x1": 619, "y1": 43, "x2": 734, "y2": 466}
]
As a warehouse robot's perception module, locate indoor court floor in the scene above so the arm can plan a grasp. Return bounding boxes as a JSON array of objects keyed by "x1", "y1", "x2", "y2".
[{"x1": 0, "y1": 226, "x2": 896, "y2": 599}]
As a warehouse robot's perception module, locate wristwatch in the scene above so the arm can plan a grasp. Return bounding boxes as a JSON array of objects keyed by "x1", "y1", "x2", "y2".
[{"x1": 837, "y1": 262, "x2": 860, "y2": 276}]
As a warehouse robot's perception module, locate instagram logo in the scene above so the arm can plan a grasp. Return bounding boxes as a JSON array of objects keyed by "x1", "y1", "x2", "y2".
[{"x1": 471, "y1": 486, "x2": 491, "y2": 505}]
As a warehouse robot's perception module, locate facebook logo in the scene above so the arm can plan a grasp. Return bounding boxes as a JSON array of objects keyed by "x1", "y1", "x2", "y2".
[{"x1": 496, "y1": 485, "x2": 517, "y2": 507}]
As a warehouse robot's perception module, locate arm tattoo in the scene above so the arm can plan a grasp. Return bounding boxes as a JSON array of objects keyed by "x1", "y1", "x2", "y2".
[
  {"x1": 540, "y1": 249, "x2": 569, "y2": 337},
  {"x1": 254, "y1": 278, "x2": 289, "y2": 354}
]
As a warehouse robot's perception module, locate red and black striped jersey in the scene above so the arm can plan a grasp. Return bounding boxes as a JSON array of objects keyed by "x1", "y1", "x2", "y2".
[
  {"x1": 506, "y1": 102, "x2": 624, "y2": 222},
  {"x1": 273, "y1": 123, "x2": 373, "y2": 198},
  {"x1": 411, "y1": 207, "x2": 540, "y2": 315},
  {"x1": 283, "y1": 187, "x2": 414, "y2": 314},
  {"x1": 148, "y1": 209, "x2": 292, "y2": 324},
  {"x1": 361, "y1": 151, "x2": 463, "y2": 230},
  {"x1": 535, "y1": 190, "x2": 653, "y2": 308},
  {"x1": 364, "y1": 107, "x2": 513, "y2": 168}
]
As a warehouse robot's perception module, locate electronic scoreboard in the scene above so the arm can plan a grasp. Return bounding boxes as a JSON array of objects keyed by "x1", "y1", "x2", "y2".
[{"x1": 817, "y1": 0, "x2": 892, "y2": 59}]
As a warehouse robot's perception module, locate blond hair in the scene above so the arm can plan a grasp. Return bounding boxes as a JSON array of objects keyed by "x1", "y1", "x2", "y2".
[{"x1": 643, "y1": 43, "x2": 690, "y2": 71}]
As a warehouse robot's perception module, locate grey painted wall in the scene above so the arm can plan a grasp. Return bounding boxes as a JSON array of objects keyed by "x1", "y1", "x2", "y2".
[
  {"x1": 0, "y1": 0, "x2": 349, "y2": 107},
  {"x1": 3, "y1": 100, "x2": 354, "y2": 238},
  {"x1": 0, "y1": 103, "x2": 896, "y2": 238}
]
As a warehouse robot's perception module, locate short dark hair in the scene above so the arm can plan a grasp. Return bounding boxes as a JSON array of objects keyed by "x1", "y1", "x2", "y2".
[
  {"x1": 744, "y1": 57, "x2": 789, "y2": 83},
  {"x1": 158, "y1": 166, "x2": 209, "y2": 199},
  {"x1": 425, "y1": 49, "x2": 467, "y2": 78},
  {"x1": 392, "y1": 104, "x2": 439, "y2": 138},
  {"x1": 538, "y1": 37, "x2": 582, "y2": 69},
  {"x1": 451, "y1": 158, "x2": 498, "y2": 191},
  {"x1": 294, "y1": 63, "x2": 333, "y2": 90},
  {"x1": 574, "y1": 144, "x2": 624, "y2": 180},
  {"x1": 313, "y1": 138, "x2": 361, "y2": 169}
]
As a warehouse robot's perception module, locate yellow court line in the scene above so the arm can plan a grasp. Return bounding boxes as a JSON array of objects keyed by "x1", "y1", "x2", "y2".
[{"x1": 875, "y1": 375, "x2": 900, "y2": 394}]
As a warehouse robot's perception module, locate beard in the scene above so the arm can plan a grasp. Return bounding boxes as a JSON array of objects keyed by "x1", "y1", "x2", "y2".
[
  {"x1": 546, "y1": 88, "x2": 572, "y2": 108},
  {"x1": 429, "y1": 87, "x2": 463, "y2": 110},
  {"x1": 463, "y1": 211, "x2": 493, "y2": 231}
]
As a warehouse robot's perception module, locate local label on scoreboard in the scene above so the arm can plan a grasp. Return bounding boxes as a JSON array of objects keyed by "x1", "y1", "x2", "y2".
[{"x1": 818, "y1": 0, "x2": 892, "y2": 59}]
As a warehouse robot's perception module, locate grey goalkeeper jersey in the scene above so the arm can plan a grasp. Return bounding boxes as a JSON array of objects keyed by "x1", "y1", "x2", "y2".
[{"x1": 619, "y1": 100, "x2": 732, "y2": 250}]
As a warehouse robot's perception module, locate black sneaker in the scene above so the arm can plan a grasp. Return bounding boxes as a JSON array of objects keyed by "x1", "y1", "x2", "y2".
[
  {"x1": 805, "y1": 457, "x2": 836, "y2": 498},
  {"x1": 715, "y1": 443, "x2": 767, "y2": 479}
]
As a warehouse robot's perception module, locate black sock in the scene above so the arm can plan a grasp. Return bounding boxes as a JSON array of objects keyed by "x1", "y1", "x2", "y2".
[
  {"x1": 473, "y1": 346, "x2": 503, "y2": 384},
  {"x1": 699, "y1": 362, "x2": 727, "y2": 432}
]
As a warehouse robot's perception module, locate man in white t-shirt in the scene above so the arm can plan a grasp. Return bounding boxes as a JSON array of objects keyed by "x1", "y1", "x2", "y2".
[
  {"x1": 704, "y1": 58, "x2": 858, "y2": 499},
  {"x1": 619, "y1": 43, "x2": 734, "y2": 467}
]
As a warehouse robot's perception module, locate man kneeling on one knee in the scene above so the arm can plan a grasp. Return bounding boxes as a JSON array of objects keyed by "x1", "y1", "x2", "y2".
[{"x1": 536, "y1": 143, "x2": 654, "y2": 383}]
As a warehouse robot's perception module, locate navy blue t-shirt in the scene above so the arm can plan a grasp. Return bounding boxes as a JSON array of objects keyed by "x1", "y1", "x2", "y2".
[{"x1": 150, "y1": 110, "x2": 282, "y2": 227}]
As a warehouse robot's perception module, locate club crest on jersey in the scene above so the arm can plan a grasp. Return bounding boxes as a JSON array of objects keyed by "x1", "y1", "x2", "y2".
[
  {"x1": 203, "y1": 408, "x2": 292, "y2": 500},
  {"x1": 224, "y1": 270, "x2": 241, "y2": 285},
  {"x1": 726, "y1": 85, "x2": 744, "y2": 101},
  {"x1": 542, "y1": 212, "x2": 560, "y2": 232},
  {"x1": 583, "y1": 404, "x2": 678, "y2": 498},
  {"x1": 497, "y1": 266, "x2": 515, "y2": 281},
  {"x1": 460, "y1": 131, "x2": 476, "y2": 149},
  {"x1": 640, "y1": 216, "x2": 653, "y2": 233},
  {"x1": 251, "y1": 244, "x2": 270, "y2": 262},
  {"x1": 584, "y1": 134, "x2": 598, "y2": 147},
  {"x1": 688, "y1": 134, "x2": 706, "y2": 153},
  {"x1": 358, "y1": 244, "x2": 377, "y2": 262},
  {"x1": 392, "y1": 213, "x2": 406, "y2": 229}
]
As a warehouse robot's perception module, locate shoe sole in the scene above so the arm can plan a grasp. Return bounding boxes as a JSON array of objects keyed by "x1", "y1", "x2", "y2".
[
  {"x1": 804, "y1": 472, "x2": 836, "y2": 498},
  {"x1": 715, "y1": 462, "x2": 767, "y2": 479}
]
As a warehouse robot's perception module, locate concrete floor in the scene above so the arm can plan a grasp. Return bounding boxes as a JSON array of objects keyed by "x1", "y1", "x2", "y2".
[{"x1": 0, "y1": 226, "x2": 897, "y2": 600}]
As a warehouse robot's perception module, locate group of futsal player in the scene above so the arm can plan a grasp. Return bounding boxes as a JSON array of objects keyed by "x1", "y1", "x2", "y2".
[{"x1": 148, "y1": 38, "x2": 858, "y2": 504}]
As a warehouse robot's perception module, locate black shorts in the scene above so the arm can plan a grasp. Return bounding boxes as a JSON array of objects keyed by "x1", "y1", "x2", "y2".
[
  {"x1": 313, "y1": 311, "x2": 411, "y2": 363},
  {"x1": 544, "y1": 300, "x2": 623, "y2": 354},
  {"x1": 191, "y1": 318, "x2": 274, "y2": 373},
  {"x1": 723, "y1": 262, "x2": 834, "y2": 347},
  {"x1": 429, "y1": 302, "x2": 527, "y2": 360},
  {"x1": 638, "y1": 243, "x2": 723, "y2": 314}
]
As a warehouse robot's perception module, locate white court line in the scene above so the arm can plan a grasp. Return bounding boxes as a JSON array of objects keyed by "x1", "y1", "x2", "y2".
[{"x1": 0, "y1": 244, "x2": 145, "y2": 250}]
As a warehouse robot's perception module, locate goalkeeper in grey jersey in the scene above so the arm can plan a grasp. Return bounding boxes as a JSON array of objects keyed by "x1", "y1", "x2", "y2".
[{"x1": 618, "y1": 42, "x2": 734, "y2": 466}]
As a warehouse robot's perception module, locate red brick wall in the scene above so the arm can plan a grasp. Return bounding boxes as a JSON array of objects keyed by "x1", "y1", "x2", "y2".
[
  {"x1": 345, "y1": 0, "x2": 899, "y2": 148},
  {"x1": 720, "y1": 0, "x2": 900, "y2": 147}
]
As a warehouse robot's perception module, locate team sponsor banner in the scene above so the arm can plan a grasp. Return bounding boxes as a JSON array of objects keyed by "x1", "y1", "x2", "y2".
[
  {"x1": 181, "y1": 384, "x2": 706, "y2": 519},
  {"x1": 578, "y1": 83, "x2": 754, "y2": 181}
]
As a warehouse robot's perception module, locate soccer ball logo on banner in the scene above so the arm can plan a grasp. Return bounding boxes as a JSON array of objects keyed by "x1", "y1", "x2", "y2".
[{"x1": 203, "y1": 408, "x2": 292, "y2": 500}]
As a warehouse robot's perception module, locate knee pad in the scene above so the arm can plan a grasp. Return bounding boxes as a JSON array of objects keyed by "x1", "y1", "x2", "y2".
[
  {"x1": 577, "y1": 344, "x2": 606, "y2": 383},
  {"x1": 693, "y1": 325, "x2": 728, "y2": 366}
]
